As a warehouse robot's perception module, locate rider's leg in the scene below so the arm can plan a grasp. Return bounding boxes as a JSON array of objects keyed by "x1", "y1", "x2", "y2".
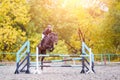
[
  {"x1": 42, "y1": 34, "x2": 45, "y2": 40},
  {"x1": 41, "y1": 34, "x2": 45, "y2": 46}
]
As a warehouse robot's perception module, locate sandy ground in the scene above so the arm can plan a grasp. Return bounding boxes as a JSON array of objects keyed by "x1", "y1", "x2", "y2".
[{"x1": 0, "y1": 64, "x2": 120, "y2": 80}]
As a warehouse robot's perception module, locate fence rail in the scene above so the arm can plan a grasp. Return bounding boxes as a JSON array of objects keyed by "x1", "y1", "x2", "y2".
[{"x1": 0, "y1": 52, "x2": 120, "y2": 63}]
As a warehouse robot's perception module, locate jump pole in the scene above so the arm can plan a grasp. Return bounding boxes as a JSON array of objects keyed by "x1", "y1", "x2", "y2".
[
  {"x1": 30, "y1": 58, "x2": 82, "y2": 64},
  {"x1": 32, "y1": 42, "x2": 94, "y2": 74},
  {"x1": 36, "y1": 54, "x2": 89, "y2": 57},
  {"x1": 33, "y1": 47, "x2": 41, "y2": 74}
]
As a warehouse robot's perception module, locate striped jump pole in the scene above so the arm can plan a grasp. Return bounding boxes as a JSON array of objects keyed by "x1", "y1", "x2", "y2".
[{"x1": 33, "y1": 47, "x2": 41, "y2": 74}]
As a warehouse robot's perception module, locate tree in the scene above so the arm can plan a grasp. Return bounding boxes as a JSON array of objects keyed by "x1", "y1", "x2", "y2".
[
  {"x1": 100, "y1": 0, "x2": 120, "y2": 53},
  {"x1": 0, "y1": 0, "x2": 30, "y2": 60},
  {"x1": 28, "y1": 0, "x2": 120, "y2": 55}
]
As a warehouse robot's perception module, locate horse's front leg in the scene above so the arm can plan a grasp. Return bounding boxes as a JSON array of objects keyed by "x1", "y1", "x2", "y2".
[{"x1": 41, "y1": 56, "x2": 45, "y2": 70}]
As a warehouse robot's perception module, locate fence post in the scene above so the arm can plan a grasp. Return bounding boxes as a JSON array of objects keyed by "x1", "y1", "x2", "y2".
[
  {"x1": 89, "y1": 48, "x2": 94, "y2": 73},
  {"x1": 108, "y1": 54, "x2": 110, "y2": 64},
  {"x1": 80, "y1": 42, "x2": 85, "y2": 73},
  {"x1": 14, "y1": 50, "x2": 19, "y2": 74},
  {"x1": 26, "y1": 41, "x2": 30, "y2": 73},
  {"x1": 26, "y1": 52, "x2": 30, "y2": 73},
  {"x1": 104, "y1": 54, "x2": 106, "y2": 65},
  {"x1": 80, "y1": 57, "x2": 85, "y2": 73},
  {"x1": 101, "y1": 54, "x2": 103, "y2": 64}
]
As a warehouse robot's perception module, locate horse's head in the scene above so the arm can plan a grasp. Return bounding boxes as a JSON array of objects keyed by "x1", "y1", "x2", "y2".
[{"x1": 48, "y1": 32, "x2": 58, "y2": 45}]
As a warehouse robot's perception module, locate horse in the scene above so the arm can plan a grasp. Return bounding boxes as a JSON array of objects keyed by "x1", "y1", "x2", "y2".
[{"x1": 37, "y1": 32, "x2": 58, "y2": 70}]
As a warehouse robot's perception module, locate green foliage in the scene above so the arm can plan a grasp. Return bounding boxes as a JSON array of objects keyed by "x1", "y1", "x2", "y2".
[
  {"x1": 99, "y1": 1, "x2": 120, "y2": 53},
  {"x1": 0, "y1": 0, "x2": 30, "y2": 61},
  {"x1": 51, "y1": 40, "x2": 68, "y2": 54},
  {"x1": 0, "y1": 26, "x2": 26, "y2": 52},
  {"x1": 0, "y1": 0, "x2": 30, "y2": 30},
  {"x1": 29, "y1": 33, "x2": 41, "y2": 52},
  {"x1": 0, "y1": 0, "x2": 30, "y2": 50}
]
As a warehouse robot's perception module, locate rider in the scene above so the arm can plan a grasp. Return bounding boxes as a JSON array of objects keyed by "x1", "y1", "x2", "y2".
[
  {"x1": 42, "y1": 25, "x2": 53, "y2": 39},
  {"x1": 41, "y1": 25, "x2": 53, "y2": 46}
]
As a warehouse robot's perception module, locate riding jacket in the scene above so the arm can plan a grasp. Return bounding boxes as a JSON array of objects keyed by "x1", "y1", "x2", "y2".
[{"x1": 42, "y1": 28, "x2": 52, "y2": 39}]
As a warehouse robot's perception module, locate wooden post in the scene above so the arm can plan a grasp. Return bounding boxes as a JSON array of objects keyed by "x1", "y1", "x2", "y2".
[{"x1": 104, "y1": 54, "x2": 106, "y2": 65}]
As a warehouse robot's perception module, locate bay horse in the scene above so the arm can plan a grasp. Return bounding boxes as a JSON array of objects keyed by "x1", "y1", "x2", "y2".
[{"x1": 37, "y1": 32, "x2": 58, "y2": 70}]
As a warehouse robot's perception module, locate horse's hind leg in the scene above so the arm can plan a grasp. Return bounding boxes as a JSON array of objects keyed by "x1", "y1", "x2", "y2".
[{"x1": 41, "y1": 56, "x2": 45, "y2": 70}]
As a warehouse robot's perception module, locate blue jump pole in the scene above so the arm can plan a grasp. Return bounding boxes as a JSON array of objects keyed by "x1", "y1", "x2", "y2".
[{"x1": 30, "y1": 64, "x2": 82, "y2": 67}]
